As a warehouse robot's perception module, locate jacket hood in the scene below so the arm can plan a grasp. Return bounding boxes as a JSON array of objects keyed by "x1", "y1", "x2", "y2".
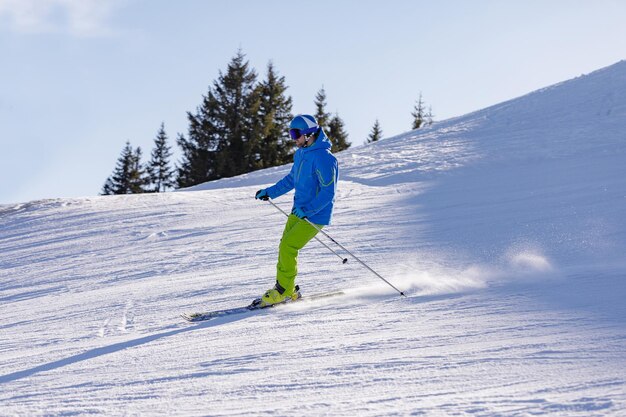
[{"x1": 303, "y1": 129, "x2": 332, "y2": 153}]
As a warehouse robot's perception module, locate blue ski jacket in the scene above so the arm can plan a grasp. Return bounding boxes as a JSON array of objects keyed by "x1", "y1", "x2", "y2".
[{"x1": 266, "y1": 129, "x2": 338, "y2": 225}]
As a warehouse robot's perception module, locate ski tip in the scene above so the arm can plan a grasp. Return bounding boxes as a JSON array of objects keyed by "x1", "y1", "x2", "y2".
[{"x1": 181, "y1": 312, "x2": 205, "y2": 322}]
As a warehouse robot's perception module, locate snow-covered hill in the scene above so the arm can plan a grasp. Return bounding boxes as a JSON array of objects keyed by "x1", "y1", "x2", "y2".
[{"x1": 1, "y1": 61, "x2": 625, "y2": 416}]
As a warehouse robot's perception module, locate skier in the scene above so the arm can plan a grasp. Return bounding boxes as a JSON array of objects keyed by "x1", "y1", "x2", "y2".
[{"x1": 255, "y1": 114, "x2": 339, "y2": 307}]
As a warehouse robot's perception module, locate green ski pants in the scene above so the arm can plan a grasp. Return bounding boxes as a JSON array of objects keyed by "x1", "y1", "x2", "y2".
[{"x1": 276, "y1": 214, "x2": 323, "y2": 295}]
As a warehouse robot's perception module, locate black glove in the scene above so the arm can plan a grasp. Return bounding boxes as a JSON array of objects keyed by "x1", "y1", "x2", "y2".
[{"x1": 255, "y1": 189, "x2": 269, "y2": 201}]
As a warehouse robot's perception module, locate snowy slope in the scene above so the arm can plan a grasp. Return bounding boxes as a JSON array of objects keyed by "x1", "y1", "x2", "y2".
[{"x1": 1, "y1": 61, "x2": 626, "y2": 416}]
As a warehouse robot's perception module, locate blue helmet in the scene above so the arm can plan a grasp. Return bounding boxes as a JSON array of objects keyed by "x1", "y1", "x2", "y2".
[{"x1": 289, "y1": 114, "x2": 319, "y2": 139}]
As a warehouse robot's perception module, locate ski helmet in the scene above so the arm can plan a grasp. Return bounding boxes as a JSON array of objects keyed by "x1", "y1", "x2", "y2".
[{"x1": 289, "y1": 114, "x2": 319, "y2": 139}]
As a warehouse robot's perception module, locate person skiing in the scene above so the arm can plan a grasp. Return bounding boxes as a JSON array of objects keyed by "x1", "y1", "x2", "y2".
[{"x1": 255, "y1": 114, "x2": 339, "y2": 307}]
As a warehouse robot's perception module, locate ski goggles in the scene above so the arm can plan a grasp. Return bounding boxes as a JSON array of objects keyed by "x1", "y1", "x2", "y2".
[
  {"x1": 289, "y1": 129, "x2": 303, "y2": 140},
  {"x1": 289, "y1": 127, "x2": 318, "y2": 140}
]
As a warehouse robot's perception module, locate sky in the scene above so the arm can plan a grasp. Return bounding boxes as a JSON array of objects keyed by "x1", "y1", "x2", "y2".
[{"x1": 1, "y1": 0, "x2": 625, "y2": 205}]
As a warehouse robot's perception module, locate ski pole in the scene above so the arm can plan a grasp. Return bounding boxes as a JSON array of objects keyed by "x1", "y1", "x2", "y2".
[
  {"x1": 267, "y1": 199, "x2": 348, "y2": 264},
  {"x1": 303, "y1": 217, "x2": 406, "y2": 297},
  {"x1": 267, "y1": 199, "x2": 406, "y2": 297}
]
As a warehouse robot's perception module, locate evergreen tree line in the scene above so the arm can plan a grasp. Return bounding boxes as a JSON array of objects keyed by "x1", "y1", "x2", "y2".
[
  {"x1": 102, "y1": 51, "x2": 434, "y2": 195},
  {"x1": 102, "y1": 123, "x2": 174, "y2": 195},
  {"x1": 102, "y1": 51, "x2": 352, "y2": 195}
]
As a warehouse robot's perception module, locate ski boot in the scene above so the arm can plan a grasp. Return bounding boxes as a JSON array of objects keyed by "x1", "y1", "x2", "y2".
[{"x1": 251, "y1": 284, "x2": 301, "y2": 308}]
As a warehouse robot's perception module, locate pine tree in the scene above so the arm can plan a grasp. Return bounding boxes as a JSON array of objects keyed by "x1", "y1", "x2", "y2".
[
  {"x1": 102, "y1": 141, "x2": 134, "y2": 195},
  {"x1": 425, "y1": 106, "x2": 435, "y2": 126},
  {"x1": 128, "y1": 147, "x2": 147, "y2": 193},
  {"x1": 367, "y1": 119, "x2": 383, "y2": 143},
  {"x1": 176, "y1": 89, "x2": 220, "y2": 188},
  {"x1": 215, "y1": 50, "x2": 260, "y2": 178},
  {"x1": 102, "y1": 141, "x2": 147, "y2": 195},
  {"x1": 327, "y1": 113, "x2": 351, "y2": 152},
  {"x1": 313, "y1": 87, "x2": 350, "y2": 151},
  {"x1": 177, "y1": 50, "x2": 259, "y2": 187},
  {"x1": 147, "y1": 123, "x2": 174, "y2": 192},
  {"x1": 314, "y1": 87, "x2": 331, "y2": 130},
  {"x1": 253, "y1": 61, "x2": 293, "y2": 169},
  {"x1": 412, "y1": 92, "x2": 426, "y2": 130}
]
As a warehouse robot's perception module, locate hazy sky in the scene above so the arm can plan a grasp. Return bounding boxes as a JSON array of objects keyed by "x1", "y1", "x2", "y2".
[{"x1": 1, "y1": 0, "x2": 625, "y2": 204}]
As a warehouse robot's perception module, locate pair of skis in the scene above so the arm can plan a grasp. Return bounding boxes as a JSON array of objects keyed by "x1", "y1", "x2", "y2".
[{"x1": 181, "y1": 290, "x2": 345, "y2": 322}]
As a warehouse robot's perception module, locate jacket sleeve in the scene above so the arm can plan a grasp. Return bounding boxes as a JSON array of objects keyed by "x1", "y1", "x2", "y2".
[
  {"x1": 266, "y1": 163, "x2": 296, "y2": 199},
  {"x1": 302, "y1": 155, "x2": 338, "y2": 216}
]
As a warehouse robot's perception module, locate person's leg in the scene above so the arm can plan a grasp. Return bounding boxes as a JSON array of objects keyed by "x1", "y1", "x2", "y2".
[{"x1": 275, "y1": 214, "x2": 322, "y2": 295}]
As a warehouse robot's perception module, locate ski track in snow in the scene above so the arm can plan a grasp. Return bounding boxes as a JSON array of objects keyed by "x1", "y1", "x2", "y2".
[{"x1": 1, "y1": 61, "x2": 626, "y2": 416}]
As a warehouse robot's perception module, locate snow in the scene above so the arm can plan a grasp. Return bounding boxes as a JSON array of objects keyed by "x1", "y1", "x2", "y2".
[{"x1": 2, "y1": 61, "x2": 626, "y2": 416}]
